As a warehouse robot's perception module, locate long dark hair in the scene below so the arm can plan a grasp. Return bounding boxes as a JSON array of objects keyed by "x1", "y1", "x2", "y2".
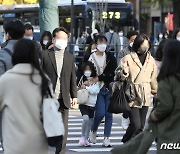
[
  {"x1": 12, "y1": 38, "x2": 49, "y2": 97},
  {"x1": 132, "y1": 34, "x2": 151, "y2": 52},
  {"x1": 158, "y1": 40, "x2": 180, "y2": 81},
  {"x1": 155, "y1": 39, "x2": 168, "y2": 61},
  {"x1": 40, "y1": 31, "x2": 53, "y2": 50}
]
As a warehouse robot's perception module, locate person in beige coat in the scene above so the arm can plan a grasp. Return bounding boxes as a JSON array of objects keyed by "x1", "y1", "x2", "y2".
[
  {"x1": 115, "y1": 34, "x2": 158, "y2": 143},
  {"x1": 0, "y1": 39, "x2": 50, "y2": 154}
]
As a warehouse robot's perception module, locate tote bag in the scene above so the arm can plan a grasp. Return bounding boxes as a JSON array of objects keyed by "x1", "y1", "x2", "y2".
[{"x1": 43, "y1": 85, "x2": 64, "y2": 147}]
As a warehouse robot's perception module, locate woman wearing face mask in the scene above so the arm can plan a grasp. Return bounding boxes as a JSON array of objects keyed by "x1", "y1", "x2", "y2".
[
  {"x1": 40, "y1": 31, "x2": 52, "y2": 50},
  {"x1": 77, "y1": 61, "x2": 100, "y2": 147},
  {"x1": 117, "y1": 30, "x2": 139, "y2": 130},
  {"x1": 117, "y1": 30, "x2": 139, "y2": 65},
  {"x1": 87, "y1": 35, "x2": 117, "y2": 147},
  {"x1": 115, "y1": 34, "x2": 158, "y2": 143}
]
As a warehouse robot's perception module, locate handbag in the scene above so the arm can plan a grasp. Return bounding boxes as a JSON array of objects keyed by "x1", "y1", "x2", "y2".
[
  {"x1": 77, "y1": 76, "x2": 89, "y2": 105},
  {"x1": 43, "y1": 84, "x2": 64, "y2": 147},
  {"x1": 124, "y1": 53, "x2": 145, "y2": 104},
  {"x1": 108, "y1": 63, "x2": 143, "y2": 114},
  {"x1": 124, "y1": 79, "x2": 137, "y2": 103},
  {"x1": 108, "y1": 82, "x2": 131, "y2": 114}
]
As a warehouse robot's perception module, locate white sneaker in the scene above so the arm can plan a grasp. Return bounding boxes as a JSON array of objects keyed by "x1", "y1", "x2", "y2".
[
  {"x1": 89, "y1": 131, "x2": 97, "y2": 144},
  {"x1": 102, "y1": 137, "x2": 112, "y2": 147},
  {"x1": 121, "y1": 117, "x2": 129, "y2": 130}
]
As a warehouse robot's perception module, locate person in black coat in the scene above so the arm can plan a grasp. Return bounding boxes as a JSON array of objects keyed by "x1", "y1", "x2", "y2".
[
  {"x1": 84, "y1": 35, "x2": 117, "y2": 90},
  {"x1": 84, "y1": 35, "x2": 117, "y2": 147},
  {"x1": 39, "y1": 27, "x2": 77, "y2": 154}
]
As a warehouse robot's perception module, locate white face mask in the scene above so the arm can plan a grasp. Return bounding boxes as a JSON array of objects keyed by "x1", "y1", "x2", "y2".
[
  {"x1": 129, "y1": 42, "x2": 133, "y2": 47},
  {"x1": 159, "y1": 34, "x2": 163, "y2": 39},
  {"x1": 110, "y1": 30, "x2": 114, "y2": 34},
  {"x1": 43, "y1": 40, "x2": 49, "y2": 45},
  {"x1": 176, "y1": 37, "x2": 180, "y2": 41},
  {"x1": 97, "y1": 44, "x2": 107, "y2": 52},
  {"x1": 84, "y1": 70, "x2": 91, "y2": 78},
  {"x1": 119, "y1": 32, "x2": 123, "y2": 37},
  {"x1": 55, "y1": 39, "x2": 68, "y2": 50},
  {"x1": 24, "y1": 36, "x2": 33, "y2": 40}
]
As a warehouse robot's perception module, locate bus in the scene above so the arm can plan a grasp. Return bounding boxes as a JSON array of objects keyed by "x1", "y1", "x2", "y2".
[
  {"x1": 0, "y1": 0, "x2": 134, "y2": 40},
  {"x1": 58, "y1": 0, "x2": 134, "y2": 36}
]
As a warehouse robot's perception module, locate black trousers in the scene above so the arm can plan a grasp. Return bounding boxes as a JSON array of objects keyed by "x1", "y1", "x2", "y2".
[
  {"x1": 122, "y1": 106, "x2": 149, "y2": 143},
  {"x1": 55, "y1": 99, "x2": 69, "y2": 154}
]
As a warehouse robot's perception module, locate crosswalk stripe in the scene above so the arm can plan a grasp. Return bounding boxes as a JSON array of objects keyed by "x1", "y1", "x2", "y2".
[
  {"x1": 67, "y1": 112, "x2": 157, "y2": 153},
  {"x1": 68, "y1": 126, "x2": 123, "y2": 130},
  {"x1": 69, "y1": 119, "x2": 83, "y2": 122},
  {"x1": 68, "y1": 131, "x2": 126, "y2": 135},
  {"x1": 67, "y1": 136, "x2": 123, "y2": 141},
  {"x1": 67, "y1": 136, "x2": 156, "y2": 146},
  {"x1": 68, "y1": 122, "x2": 118, "y2": 126},
  {"x1": 67, "y1": 142, "x2": 122, "y2": 146},
  {"x1": 69, "y1": 116, "x2": 77, "y2": 118},
  {"x1": 69, "y1": 118, "x2": 114, "y2": 122},
  {"x1": 67, "y1": 142, "x2": 156, "y2": 147},
  {"x1": 69, "y1": 148, "x2": 112, "y2": 152},
  {"x1": 69, "y1": 147, "x2": 157, "y2": 152}
]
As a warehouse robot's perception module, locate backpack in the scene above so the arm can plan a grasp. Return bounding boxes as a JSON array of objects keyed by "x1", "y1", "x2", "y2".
[{"x1": 0, "y1": 48, "x2": 13, "y2": 71}]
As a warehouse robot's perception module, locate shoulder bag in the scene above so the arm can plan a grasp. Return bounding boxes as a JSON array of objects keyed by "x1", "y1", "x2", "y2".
[
  {"x1": 42, "y1": 84, "x2": 64, "y2": 147},
  {"x1": 77, "y1": 76, "x2": 89, "y2": 105}
]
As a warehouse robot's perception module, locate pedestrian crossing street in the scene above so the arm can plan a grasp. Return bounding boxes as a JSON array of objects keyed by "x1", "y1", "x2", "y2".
[
  {"x1": 67, "y1": 109, "x2": 157, "y2": 153},
  {"x1": 0, "y1": 109, "x2": 157, "y2": 154}
]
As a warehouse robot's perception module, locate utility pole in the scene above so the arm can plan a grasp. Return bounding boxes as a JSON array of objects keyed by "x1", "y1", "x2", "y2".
[
  {"x1": 136, "y1": 0, "x2": 140, "y2": 31},
  {"x1": 70, "y1": 0, "x2": 74, "y2": 54},
  {"x1": 39, "y1": 0, "x2": 59, "y2": 35}
]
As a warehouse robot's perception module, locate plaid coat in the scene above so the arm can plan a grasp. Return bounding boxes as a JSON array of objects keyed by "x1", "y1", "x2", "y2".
[{"x1": 115, "y1": 52, "x2": 158, "y2": 107}]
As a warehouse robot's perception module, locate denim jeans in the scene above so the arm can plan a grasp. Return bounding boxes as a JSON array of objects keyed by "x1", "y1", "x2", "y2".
[{"x1": 91, "y1": 86, "x2": 113, "y2": 137}]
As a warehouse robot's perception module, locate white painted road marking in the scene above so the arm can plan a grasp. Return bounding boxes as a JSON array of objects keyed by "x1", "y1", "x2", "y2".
[
  {"x1": 68, "y1": 126, "x2": 123, "y2": 130},
  {"x1": 69, "y1": 147, "x2": 157, "y2": 152}
]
